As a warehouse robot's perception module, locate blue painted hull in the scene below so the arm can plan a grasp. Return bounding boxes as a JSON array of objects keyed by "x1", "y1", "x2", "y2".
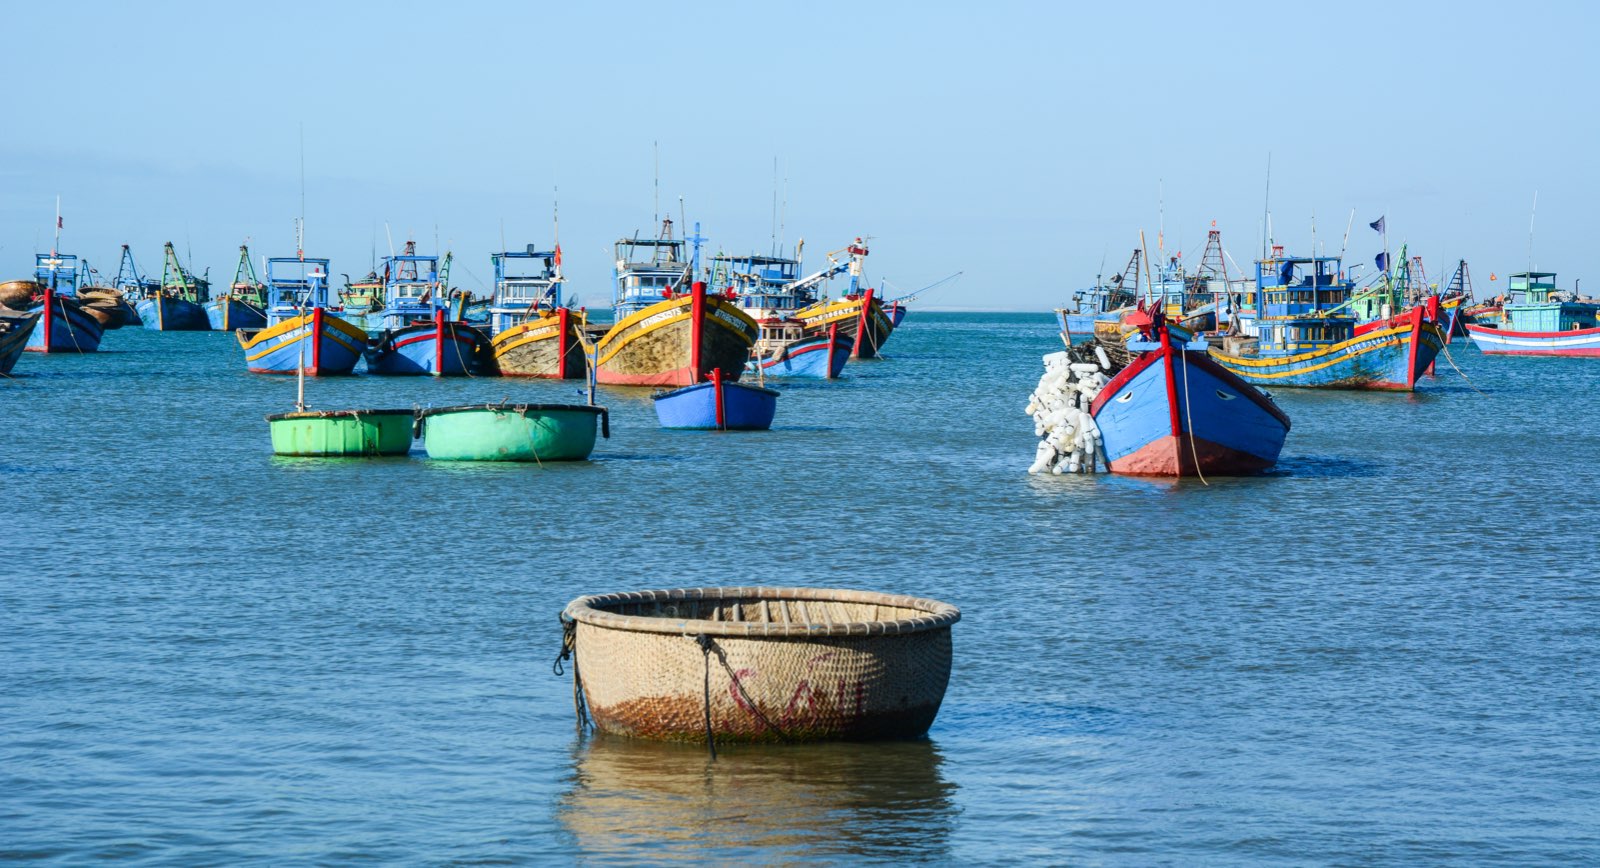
[
  {"x1": 137, "y1": 296, "x2": 210, "y2": 331},
  {"x1": 365, "y1": 320, "x2": 490, "y2": 376},
  {"x1": 0, "y1": 314, "x2": 39, "y2": 374},
  {"x1": 746, "y1": 333, "x2": 850, "y2": 378},
  {"x1": 25, "y1": 296, "x2": 104, "y2": 353},
  {"x1": 1209, "y1": 319, "x2": 1444, "y2": 391},
  {"x1": 238, "y1": 310, "x2": 368, "y2": 375},
  {"x1": 1092, "y1": 341, "x2": 1290, "y2": 477},
  {"x1": 888, "y1": 304, "x2": 908, "y2": 328},
  {"x1": 653, "y1": 379, "x2": 779, "y2": 430},
  {"x1": 206, "y1": 298, "x2": 267, "y2": 331},
  {"x1": 1465, "y1": 323, "x2": 1600, "y2": 356}
]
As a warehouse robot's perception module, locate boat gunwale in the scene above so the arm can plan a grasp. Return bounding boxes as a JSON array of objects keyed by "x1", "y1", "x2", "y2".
[
  {"x1": 265, "y1": 408, "x2": 415, "y2": 422},
  {"x1": 563, "y1": 586, "x2": 960, "y2": 638},
  {"x1": 650, "y1": 381, "x2": 781, "y2": 400},
  {"x1": 415, "y1": 402, "x2": 607, "y2": 419}
]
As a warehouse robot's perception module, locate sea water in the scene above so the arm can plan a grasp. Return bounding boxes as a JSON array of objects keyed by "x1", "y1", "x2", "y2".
[{"x1": 2, "y1": 315, "x2": 1596, "y2": 862}]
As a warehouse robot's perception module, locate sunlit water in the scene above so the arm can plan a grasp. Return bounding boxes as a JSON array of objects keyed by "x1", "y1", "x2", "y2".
[{"x1": 3, "y1": 314, "x2": 1596, "y2": 863}]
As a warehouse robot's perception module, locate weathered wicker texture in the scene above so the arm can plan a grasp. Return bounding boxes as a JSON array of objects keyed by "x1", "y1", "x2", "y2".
[{"x1": 566, "y1": 587, "x2": 959, "y2": 743}]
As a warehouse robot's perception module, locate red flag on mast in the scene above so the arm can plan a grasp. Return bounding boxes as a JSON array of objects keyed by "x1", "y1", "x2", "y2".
[{"x1": 553, "y1": 245, "x2": 562, "y2": 267}]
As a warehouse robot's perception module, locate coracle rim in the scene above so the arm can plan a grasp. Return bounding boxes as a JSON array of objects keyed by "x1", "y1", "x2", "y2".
[{"x1": 562, "y1": 586, "x2": 960, "y2": 638}]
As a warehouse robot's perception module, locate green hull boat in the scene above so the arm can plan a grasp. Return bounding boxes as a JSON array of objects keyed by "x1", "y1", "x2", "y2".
[
  {"x1": 419, "y1": 403, "x2": 608, "y2": 461},
  {"x1": 267, "y1": 409, "x2": 416, "y2": 457}
]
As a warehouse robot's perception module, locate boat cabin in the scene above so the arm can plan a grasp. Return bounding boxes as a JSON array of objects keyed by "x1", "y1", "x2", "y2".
[
  {"x1": 264, "y1": 257, "x2": 332, "y2": 324},
  {"x1": 1503, "y1": 272, "x2": 1599, "y2": 332},
  {"x1": 614, "y1": 218, "x2": 689, "y2": 318},
  {"x1": 379, "y1": 246, "x2": 446, "y2": 327},
  {"x1": 490, "y1": 246, "x2": 561, "y2": 334},
  {"x1": 1252, "y1": 251, "x2": 1357, "y2": 356},
  {"x1": 34, "y1": 253, "x2": 80, "y2": 295},
  {"x1": 712, "y1": 253, "x2": 803, "y2": 316}
]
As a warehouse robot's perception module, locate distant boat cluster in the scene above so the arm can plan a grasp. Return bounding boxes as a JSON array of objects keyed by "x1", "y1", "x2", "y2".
[{"x1": 1033, "y1": 221, "x2": 1600, "y2": 479}]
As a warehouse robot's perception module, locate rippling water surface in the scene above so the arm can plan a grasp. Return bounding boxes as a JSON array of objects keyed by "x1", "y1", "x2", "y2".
[{"x1": 3, "y1": 314, "x2": 1597, "y2": 863}]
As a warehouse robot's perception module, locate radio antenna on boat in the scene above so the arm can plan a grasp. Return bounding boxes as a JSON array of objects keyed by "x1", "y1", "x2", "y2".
[
  {"x1": 1527, "y1": 190, "x2": 1538, "y2": 274},
  {"x1": 1158, "y1": 179, "x2": 1165, "y2": 259},
  {"x1": 1339, "y1": 209, "x2": 1354, "y2": 262},
  {"x1": 1261, "y1": 153, "x2": 1272, "y2": 258},
  {"x1": 298, "y1": 122, "x2": 307, "y2": 256},
  {"x1": 653, "y1": 141, "x2": 660, "y2": 228},
  {"x1": 770, "y1": 156, "x2": 779, "y2": 255},
  {"x1": 52, "y1": 195, "x2": 60, "y2": 256},
  {"x1": 384, "y1": 222, "x2": 395, "y2": 258}
]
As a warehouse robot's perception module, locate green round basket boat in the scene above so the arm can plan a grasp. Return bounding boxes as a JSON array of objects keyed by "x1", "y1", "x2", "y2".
[
  {"x1": 266, "y1": 409, "x2": 416, "y2": 457},
  {"x1": 418, "y1": 403, "x2": 609, "y2": 462}
]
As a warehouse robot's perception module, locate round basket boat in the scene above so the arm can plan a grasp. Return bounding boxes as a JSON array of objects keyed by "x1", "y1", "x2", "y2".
[
  {"x1": 561, "y1": 587, "x2": 960, "y2": 744},
  {"x1": 265, "y1": 408, "x2": 415, "y2": 457},
  {"x1": 419, "y1": 403, "x2": 608, "y2": 462}
]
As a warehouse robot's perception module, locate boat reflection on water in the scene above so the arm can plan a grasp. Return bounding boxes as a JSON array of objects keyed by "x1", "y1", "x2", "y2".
[{"x1": 558, "y1": 735, "x2": 956, "y2": 862}]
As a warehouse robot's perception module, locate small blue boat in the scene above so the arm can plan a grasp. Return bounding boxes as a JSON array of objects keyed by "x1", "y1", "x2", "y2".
[
  {"x1": 364, "y1": 248, "x2": 490, "y2": 376},
  {"x1": 0, "y1": 311, "x2": 40, "y2": 374},
  {"x1": 1092, "y1": 309, "x2": 1290, "y2": 477},
  {"x1": 26, "y1": 253, "x2": 104, "y2": 353},
  {"x1": 748, "y1": 328, "x2": 850, "y2": 378},
  {"x1": 653, "y1": 369, "x2": 779, "y2": 430},
  {"x1": 237, "y1": 257, "x2": 368, "y2": 375}
]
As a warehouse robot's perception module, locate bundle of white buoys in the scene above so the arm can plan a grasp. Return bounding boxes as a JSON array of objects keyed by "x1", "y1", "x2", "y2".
[{"x1": 1026, "y1": 338, "x2": 1126, "y2": 475}]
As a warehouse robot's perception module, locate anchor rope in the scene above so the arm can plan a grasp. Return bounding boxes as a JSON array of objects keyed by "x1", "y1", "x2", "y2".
[
  {"x1": 553, "y1": 617, "x2": 590, "y2": 735},
  {"x1": 1179, "y1": 346, "x2": 1210, "y2": 486},
  {"x1": 695, "y1": 634, "x2": 717, "y2": 760}
]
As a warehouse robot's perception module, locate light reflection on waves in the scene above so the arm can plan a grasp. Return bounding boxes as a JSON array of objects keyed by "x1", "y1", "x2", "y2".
[{"x1": 558, "y1": 736, "x2": 956, "y2": 863}]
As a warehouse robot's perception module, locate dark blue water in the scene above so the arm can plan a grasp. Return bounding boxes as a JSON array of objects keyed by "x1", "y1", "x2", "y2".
[{"x1": 3, "y1": 314, "x2": 1597, "y2": 863}]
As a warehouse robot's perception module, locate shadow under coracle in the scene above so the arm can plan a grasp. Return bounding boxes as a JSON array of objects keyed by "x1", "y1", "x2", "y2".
[{"x1": 558, "y1": 734, "x2": 957, "y2": 862}]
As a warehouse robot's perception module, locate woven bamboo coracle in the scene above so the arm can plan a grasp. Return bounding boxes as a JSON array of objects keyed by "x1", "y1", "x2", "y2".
[{"x1": 562, "y1": 587, "x2": 960, "y2": 743}]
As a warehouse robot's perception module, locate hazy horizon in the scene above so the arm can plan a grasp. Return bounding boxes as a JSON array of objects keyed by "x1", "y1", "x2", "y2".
[{"x1": 5, "y1": 1, "x2": 1596, "y2": 310}]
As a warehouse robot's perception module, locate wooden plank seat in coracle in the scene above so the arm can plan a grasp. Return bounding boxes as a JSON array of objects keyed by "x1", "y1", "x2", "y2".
[{"x1": 560, "y1": 587, "x2": 960, "y2": 744}]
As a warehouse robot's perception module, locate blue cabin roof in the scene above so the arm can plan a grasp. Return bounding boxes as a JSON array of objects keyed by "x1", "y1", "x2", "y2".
[
  {"x1": 1251, "y1": 251, "x2": 1357, "y2": 356},
  {"x1": 490, "y1": 246, "x2": 563, "y2": 333},
  {"x1": 263, "y1": 257, "x2": 332, "y2": 319},
  {"x1": 613, "y1": 221, "x2": 695, "y2": 317}
]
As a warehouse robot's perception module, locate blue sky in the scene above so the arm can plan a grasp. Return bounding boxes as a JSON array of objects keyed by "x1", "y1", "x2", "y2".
[{"x1": 4, "y1": 0, "x2": 1596, "y2": 309}]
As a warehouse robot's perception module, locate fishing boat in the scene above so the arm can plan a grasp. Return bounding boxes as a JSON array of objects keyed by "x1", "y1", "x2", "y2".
[
  {"x1": 26, "y1": 252, "x2": 104, "y2": 353},
  {"x1": 418, "y1": 402, "x2": 609, "y2": 461},
  {"x1": 336, "y1": 269, "x2": 386, "y2": 333},
  {"x1": 205, "y1": 244, "x2": 268, "y2": 331},
  {"x1": 794, "y1": 239, "x2": 894, "y2": 359},
  {"x1": 1208, "y1": 248, "x2": 1444, "y2": 390},
  {"x1": 364, "y1": 247, "x2": 491, "y2": 376},
  {"x1": 486, "y1": 245, "x2": 586, "y2": 378},
  {"x1": 133, "y1": 243, "x2": 211, "y2": 331},
  {"x1": 593, "y1": 219, "x2": 757, "y2": 386},
  {"x1": 1091, "y1": 309, "x2": 1289, "y2": 476},
  {"x1": 0, "y1": 311, "x2": 40, "y2": 374},
  {"x1": 653, "y1": 368, "x2": 779, "y2": 430},
  {"x1": 712, "y1": 250, "x2": 850, "y2": 379},
  {"x1": 237, "y1": 256, "x2": 368, "y2": 375},
  {"x1": 74, "y1": 260, "x2": 137, "y2": 331},
  {"x1": 1058, "y1": 249, "x2": 1140, "y2": 338},
  {"x1": 110, "y1": 246, "x2": 160, "y2": 327},
  {"x1": 1465, "y1": 271, "x2": 1600, "y2": 356}
]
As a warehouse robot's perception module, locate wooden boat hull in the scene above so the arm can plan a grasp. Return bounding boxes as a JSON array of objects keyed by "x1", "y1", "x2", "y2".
[
  {"x1": 652, "y1": 376, "x2": 779, "y2": 430},
  {"x1": 238, "y1": 308, "x2": 368, "y2": 375},
  {"x1": 136, "y1": 296, "x2": 210, "y2": 331},
  {"x1": 0, "y1": 313, "x2": 40, "y2": 374},
  {"x1": 419, "y1": 404, "x2": 606, "y2": 461},
  {"x1": 796, "y1": 288, "x2": 894, "y2": 359},
  {"x1": 1209, "y1": 316, "x2": 1444, "y2": 391},
  {"x1": 746, "y1": 331, "x2": 849, "y2": 379},
  {"x1": 266, "y1": 409, "x2": 415, "y2": 457},
  {"x1": 1464, "y1": 322, "x2": 1600, "y2": 356},
  {"x1": 365, "y1": 316, "x2": 490, "y2": 376},
  {"x1": 206, "y1": 297, "x2": 267, "y2": 331},
  {"x1": 562, "y1": 587, "x2": 959, "y2": 743},
  {"x1": 1092, "y1": 332, "x2": 1290, "y2": 477},
  {"x1": 25, "y1": 293, "x2": 104, "y2": 353},
  {"x1": 594, "y1": 286, "x2": 757, "y2": 387},
  {"x1": 489, "y1": 307, "x2": 586, "y2": 378}
]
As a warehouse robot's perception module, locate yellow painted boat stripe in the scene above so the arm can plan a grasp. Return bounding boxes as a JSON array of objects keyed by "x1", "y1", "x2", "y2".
[{"x1": 1210, "y1": 326, "x2": 1444, "y2": 378}]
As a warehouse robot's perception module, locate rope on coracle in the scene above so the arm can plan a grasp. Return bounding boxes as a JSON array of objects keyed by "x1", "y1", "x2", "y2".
[
  {"x1": 695, "y1": 634, "x2": 718, "y2": 760},
  {"x1": 553, "y1": 617, "x2": 590, "y2": 735}
]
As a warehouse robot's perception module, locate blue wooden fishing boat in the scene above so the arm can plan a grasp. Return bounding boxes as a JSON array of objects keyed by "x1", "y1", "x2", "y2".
[
  {"x1": 1091, "y1": 309, "x2": 1289, "y2": 476},
  {"x1": 26, "y1": 252, "x2": 104, "y2": 353},
  {"x1": 237, "y1": 257, "x2": 368, "y2": 375},
  {"x1": 1464, "y1": 272, "x2": 1600, "y2": 356},
  {"x1": 714, "y1": 250, "x2": 851, "y2": 379},
  {"x1": 486, "y1": 245, "x2": 586, "y2": 378},
  {"x1": 1208, "y1": 250, "x2": 1444, "y2": 390},
  {"x1": 206, "y1": 244, "x2": 268, "y2": 331},
  {"x1": 132, "y1": 243, "x2": 210, "y2": 330},
  {"x1": 364, "y1": 249, "x2": 490, "y2": 376},
  {"x1": 653, "y1": 368, "x2": 779, "y2": 430},
  {"x1": 0, "y1": 311, "x2": 40, "y2": 374}
]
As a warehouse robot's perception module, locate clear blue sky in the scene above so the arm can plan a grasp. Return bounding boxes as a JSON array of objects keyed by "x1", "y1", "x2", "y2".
[{"x1": 4, "y1": 0, "x2": 1596, "y2": 309}]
